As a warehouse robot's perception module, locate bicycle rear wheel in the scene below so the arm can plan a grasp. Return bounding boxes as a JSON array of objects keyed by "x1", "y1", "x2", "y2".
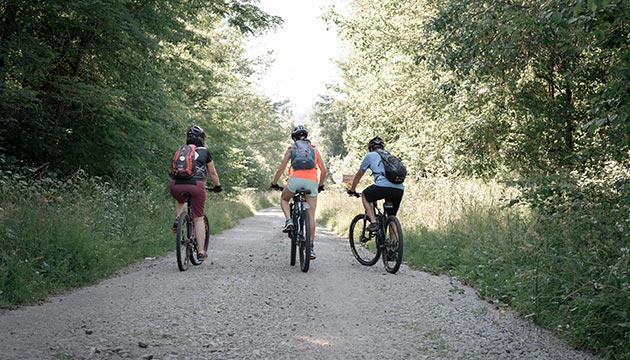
[
  {"x1": 290, "y1": 226, "x2": 297, "y2": 266},
  {"x1": 298, "y1": 211, "x2": 311, "y2": 272},
  {"x1": 349, "y1": 214, "x2": 379, "y2": 266},
  {"x1": 382, "y1": 215, "x2": 403, "y2": 274},
  {"x1": 176, "y1": 215, "x2": 191, "y2": 271}
]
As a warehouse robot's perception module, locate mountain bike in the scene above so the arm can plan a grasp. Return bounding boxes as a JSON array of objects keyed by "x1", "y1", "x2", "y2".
[
  {"x1": 288, "y1": 189, "x2": 312, "y2": 272},
  {"x1": 348, "y1": 191, "x2": 403, "y2": 274},
  {"x1": 271, "y1": 185, "x2": 311, "y2": 272},
  {"x1": 174, "y1": 191, "x2": 210, "y2": 272}
]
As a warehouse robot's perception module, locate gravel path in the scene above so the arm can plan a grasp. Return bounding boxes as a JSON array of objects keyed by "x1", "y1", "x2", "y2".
[{"x1": 0, "y1": 207, "x2": 599, "y2": 360}]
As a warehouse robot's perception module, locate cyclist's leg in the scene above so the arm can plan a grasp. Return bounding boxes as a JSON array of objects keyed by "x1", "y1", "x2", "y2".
[
  {"x1": 305, "y1": 194, "x2": 317, "y2": 242},
  {"x1": 188, "y1": 181, "x2": 207, "y2": 253},
  {"x1": 169, "y1": 181, "x2": 190, "y2": 231},
  {"x1": 193, "y1": 216, "x2": 205, "y2": 251},
  {"x1": 361, "y1": 193, "x2": 376, "y2": 223},
  {"x1": 174, "y1": 201, "x2": 185, "y2": 217},
  {"x1": 361, "y1": 185, "x2": 384, "y2": 223},
  {"x1": 384, "y1": 188, "x2": 404, "y2": 240},
  {"x1": 280, "y1": 187, "x2": 294, "y2": 220},
  {"x1": 384, "y1": 189, "x2": 404, "y2": 217}
]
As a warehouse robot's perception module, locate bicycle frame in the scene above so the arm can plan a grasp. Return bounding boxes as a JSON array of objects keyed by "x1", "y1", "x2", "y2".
[
  {"x1": 289, "y1": 189, "x2": 311, "y2": 272},
  {"x1": 290, "y1": 193, "x2": 309, "y2": 231}
]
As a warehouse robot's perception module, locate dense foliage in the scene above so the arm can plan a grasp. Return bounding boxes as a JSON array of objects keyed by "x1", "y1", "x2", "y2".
[
  {"x1": 319, "y1": 0, "x2": 629, "y2": 358},
  {"x1": 0, "y1": 0, "x2": 289, "y2": 186},
  {"x1": 323, "y1": 0, "x2": 629, "y2": 178}
]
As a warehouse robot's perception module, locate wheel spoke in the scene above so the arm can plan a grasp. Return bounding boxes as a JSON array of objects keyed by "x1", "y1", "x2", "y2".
[{"x1": 349, "y1": 214, "x2": 380, "y2": 266}]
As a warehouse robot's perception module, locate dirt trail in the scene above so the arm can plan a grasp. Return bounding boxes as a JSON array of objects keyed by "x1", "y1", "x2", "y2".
[{"x1": 0, "y1": 207, "x2": 599, "y2": 359}]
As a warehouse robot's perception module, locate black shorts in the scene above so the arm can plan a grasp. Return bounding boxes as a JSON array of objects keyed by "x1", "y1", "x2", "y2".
[{"x1": 362, "y1": 185, "x2": 404, "y2": 216}]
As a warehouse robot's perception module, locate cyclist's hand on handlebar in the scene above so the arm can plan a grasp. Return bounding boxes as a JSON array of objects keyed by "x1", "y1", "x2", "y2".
[
  {"x1": 347, "y1": 189, "x2": 360, "y2": 197},
  {"x1": 211, "y1": 185, "x2": 223, "y2": 193},
  {"x1": 318, "y1": 185, "x2": 325, "y2": 192},
  {"x1": 270, "y1": 183, "x2": 283, "y2": 191}
]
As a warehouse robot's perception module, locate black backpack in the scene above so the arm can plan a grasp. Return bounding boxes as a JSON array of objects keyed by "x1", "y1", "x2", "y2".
[{"x1": 376, "y1": 149, "x2": 407, "y2": 184}]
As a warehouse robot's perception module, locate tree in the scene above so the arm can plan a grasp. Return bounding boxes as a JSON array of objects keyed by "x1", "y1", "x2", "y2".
[{"x1": 0, "y1": 0, "x2": 283, "y2": 182}]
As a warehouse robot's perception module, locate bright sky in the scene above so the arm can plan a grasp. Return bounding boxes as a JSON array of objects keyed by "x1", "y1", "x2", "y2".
[{"x1": 246, "y1": 0, "x2": 349, "y2": 116}]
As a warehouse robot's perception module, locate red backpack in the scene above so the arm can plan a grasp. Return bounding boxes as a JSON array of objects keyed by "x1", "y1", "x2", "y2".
[{"x1": 171, "y1": 144, "x2": 196, "y2": 179}]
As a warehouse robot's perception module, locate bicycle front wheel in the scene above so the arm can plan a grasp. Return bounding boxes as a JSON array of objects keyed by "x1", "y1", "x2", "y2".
[
  {"x1": 349, "y1": 214, "x2": 379, "y2": 266},
  {"x1": 382, "y1": 215, "x2": 403, "y2": 274},
  {"x1": 298, "y1": 211, "x2": 311, "y2": 272},
  {"x1": 176, "y1": 215, "x2": 191, "y2": 271}
]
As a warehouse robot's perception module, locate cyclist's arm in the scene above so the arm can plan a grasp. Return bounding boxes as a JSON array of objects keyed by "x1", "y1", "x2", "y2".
[
  {"x1": 349, "y1": 168, "x2": 366, "y2": 192},
  {"x1": 271, "y1": 148, "x2": 292, "y2": 185},
  {"x1": 207, "y1": 160, "x2": 220, "y2": 186},
  {"x1": 315, "y1": 148, "x2": 327, "y2": 187}
]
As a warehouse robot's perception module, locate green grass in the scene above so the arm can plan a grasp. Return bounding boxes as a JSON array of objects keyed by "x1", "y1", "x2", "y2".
[
  {"x1": 0, "y1": 171, "x2": 275, "y2": 308},
  {"x1": 317, "y1": 178, "x2": 629, "y2": 360}
]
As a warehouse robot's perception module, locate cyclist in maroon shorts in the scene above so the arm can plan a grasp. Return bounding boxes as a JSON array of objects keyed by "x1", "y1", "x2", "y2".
[{"x1": 170, "y1": 125, "x2": 222, "y2": 261}]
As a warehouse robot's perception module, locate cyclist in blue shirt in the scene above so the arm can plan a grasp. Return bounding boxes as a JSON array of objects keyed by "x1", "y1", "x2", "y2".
[{"x1": 347, "y1": 136, "x2": 404, "y2": 231}]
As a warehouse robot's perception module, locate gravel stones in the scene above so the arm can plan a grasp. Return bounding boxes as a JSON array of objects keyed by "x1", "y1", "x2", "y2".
[{"x1": 0, "y1": 207, "x2": 599, "y2": 360}]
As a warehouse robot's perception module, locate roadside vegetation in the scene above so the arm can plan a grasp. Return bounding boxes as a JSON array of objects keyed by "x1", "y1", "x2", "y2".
[
  {"x1": 0, "y1": 169, "x2": 276, "y2": 308},
  {"x1": 318, "y1": 174, "x2": 629, "y2": 359}
]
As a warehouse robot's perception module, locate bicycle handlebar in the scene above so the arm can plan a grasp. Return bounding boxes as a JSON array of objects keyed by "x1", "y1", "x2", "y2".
[
  {"x1": 347, "y1": 189, "x2": 361, "y2": 198},
  {"x1": 206, "y1": 185, "x2": 223, "y2": 193},
  {"x1": 271, "y1": 184, "x2": 326, "y2": 193}
]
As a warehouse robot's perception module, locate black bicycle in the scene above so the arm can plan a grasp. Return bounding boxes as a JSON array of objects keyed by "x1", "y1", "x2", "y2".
[
  {"x1": 289, "y1": 189, "x2": 312, "y2": 272},
  {"x1": 271, "y1": 185, "x2": 311, "y2": 272},
  {"x1": 175, "y1": 191, "x2": 209, "y2": 271},
  {"x1": 348, "y1": 191, "x2": 403, "y2": 274}
]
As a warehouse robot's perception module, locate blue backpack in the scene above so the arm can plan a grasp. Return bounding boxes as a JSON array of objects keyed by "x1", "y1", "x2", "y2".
[{"x1": 290, "y1": 140, "x2": 316, "y2": 170}]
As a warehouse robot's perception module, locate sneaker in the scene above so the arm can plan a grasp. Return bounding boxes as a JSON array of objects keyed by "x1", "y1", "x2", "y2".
[
  {"x1": 367, "y1": 222, "x2": 379, "y2": 232},
  {"x1": 310, "y1": 247, "x2": 316, "y2": 260},
  {"x1": 282, "y1": 219, "x2": 294, "y2": 233},
  {"x1": 197, "y1": 251, "x2": 208, "y2": 261}
]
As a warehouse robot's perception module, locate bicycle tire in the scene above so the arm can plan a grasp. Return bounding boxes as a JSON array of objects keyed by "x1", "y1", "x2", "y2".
[
  {"x1": 349, "y1": 214, "x2": 380, "y2": 266},
  {"x1": 298, "y1": 210, "x2": 311, "y2": 272},
  {"x1": 290, "y1": 224, "x2": 297, "y2": 267},
  {"x1": 382, "y1": 215, "x2": 403, "y2": 274},
  {"x1": 175, "y1": 215, "x2": 190, "y2": 271}
]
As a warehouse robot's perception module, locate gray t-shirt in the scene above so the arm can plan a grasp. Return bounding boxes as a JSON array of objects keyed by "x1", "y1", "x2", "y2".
[{"x1": 360, "y1": 151, "x2": 405, "y2": 190}]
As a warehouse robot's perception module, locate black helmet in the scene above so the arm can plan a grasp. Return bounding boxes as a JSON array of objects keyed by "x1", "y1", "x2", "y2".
[
  {"x1": 187, "y1": 125, "x2": 206, "y2": 140},
  {"x1": 368, "y1": 136, "x2": 384, "y2": 151},
  {"x1": 291, "y1": 125, "x2": 308, "y2": 141}
]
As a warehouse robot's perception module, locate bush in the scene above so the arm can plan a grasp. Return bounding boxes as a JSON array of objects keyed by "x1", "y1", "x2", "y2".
[{"x1": 0, "y1": 169, "x2": 274, "y2": 308}]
